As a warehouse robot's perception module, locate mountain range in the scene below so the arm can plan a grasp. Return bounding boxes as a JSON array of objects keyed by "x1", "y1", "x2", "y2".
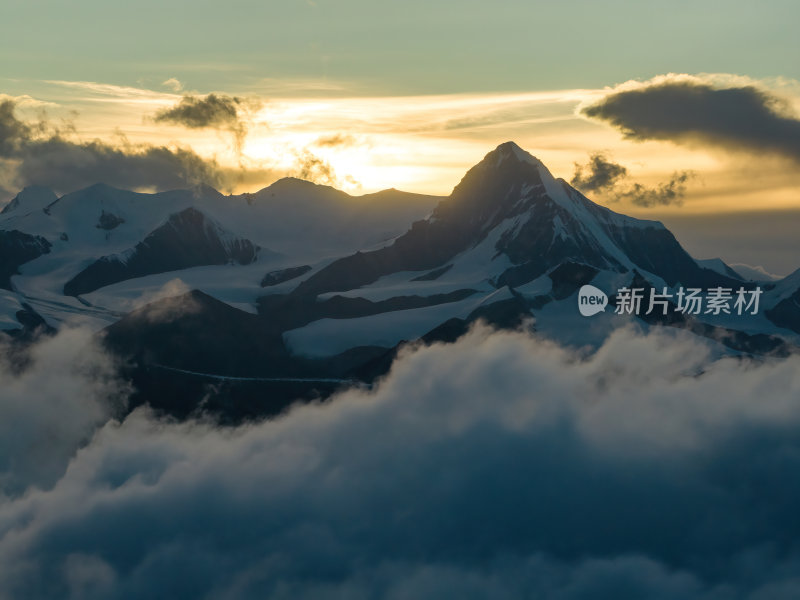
[{"x1": 3, "y1": 142, "x2": 799, "y2": 419}]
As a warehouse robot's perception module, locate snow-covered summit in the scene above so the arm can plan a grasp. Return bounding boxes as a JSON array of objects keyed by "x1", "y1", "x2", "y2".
[
  {"x1": 488, "y1": 141, "x2": 545, "y2": 167},
  {"x1": 0, "y1": 186, "x2": 58, "y2": 216}
]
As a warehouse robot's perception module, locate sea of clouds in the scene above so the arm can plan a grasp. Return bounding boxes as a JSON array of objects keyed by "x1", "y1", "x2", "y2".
[{"x1": 1, "y1": 324, "x2": 800, "y2": 599}]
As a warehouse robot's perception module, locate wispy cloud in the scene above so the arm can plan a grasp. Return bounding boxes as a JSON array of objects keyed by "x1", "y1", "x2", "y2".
[
  {"x1": 161, "y1": 78, "x2": 183, "y2": 92},
  {"x1": 313, "y1": 133, "x2": 358, "y2": 148},
  {"x1": 43, "y1": 80, "x2": 177, "y2": 104},
  {"x1": 254, "y1": 89, "x2": 598, "y2": 136}
]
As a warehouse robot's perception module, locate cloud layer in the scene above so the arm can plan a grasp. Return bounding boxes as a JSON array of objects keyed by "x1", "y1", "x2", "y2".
[
  {"x1": 0, "y1": 328, "x2": 128, "y2": 498},
  {"x1": 0, "y1": 95, "x2": 355, "y2": 199},
  {"x1": 582, "y1": 78, "x2": 800, "y2": 163},
  {"x1": 2, "y1": 325, "x2": 800, "y2": 598},
  {"x1": 571, "y1": 152, "x2": 693, "y2": 207},
  {"x1": 0, "y1": 98, "x2": 231, "y2": 196}
]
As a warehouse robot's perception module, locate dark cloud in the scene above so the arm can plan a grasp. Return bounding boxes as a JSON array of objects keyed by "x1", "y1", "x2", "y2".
[
  {"x1": 571, "y1": 152, "x2": 693, "y2": 207},
  {"x1": 314, "y1": 133, "x2": 357, "y2": 148},
  {"x1": 15, "y1": 136, "x2": 228, "y2": 193},
  {"x1": 0, "y1": 100, "x2": 28, "y2": 156},
  {"x1": 614, "y1": 171, "x2": 693, "y2": 208},
  {"x1": 154, "y1": 94, "x2": 261, "y2": 154},
  {"x1": 3, "y1": 326, "x2": 800, "y2": 597},
  {"x1": 154, "y1": 94, "x2": 243, "y2": 130},
  {"x1": 582, "y1": 80, "x2": 800, "y2": 162},
  {"x1": 570, "y1": 152, "x2": 628, "y2": 193},
  {"x1": 0, "y1": 98, "x2": 274, "y2": 198}
]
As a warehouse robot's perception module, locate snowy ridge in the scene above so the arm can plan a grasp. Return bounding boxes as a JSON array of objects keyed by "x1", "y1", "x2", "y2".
[
  {"x1": 0, "y1": 186, "x2": 59, "y2": 217},
  {"x1": 1, "y1": 141, "x2": 799, "y2": 362},
  {"x1": 730, "y1": 263, "x2": 782, "y2": 282},
  {"x1": 0, "y1": 179, "x2": 437, "y2": 328}
]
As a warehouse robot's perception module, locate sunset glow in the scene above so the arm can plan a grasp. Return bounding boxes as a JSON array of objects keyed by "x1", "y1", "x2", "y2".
[{"x1": 5, "y1": 78, "x2": 799, "y2": 216}]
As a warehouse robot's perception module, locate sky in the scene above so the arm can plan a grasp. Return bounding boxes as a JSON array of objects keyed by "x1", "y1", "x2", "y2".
[
  {"x1": 2, "y1": 0, "x2": 800, "y2": 268},
  {"x1": 4, "y1": 0, "x2": 800, "y2": 94}
]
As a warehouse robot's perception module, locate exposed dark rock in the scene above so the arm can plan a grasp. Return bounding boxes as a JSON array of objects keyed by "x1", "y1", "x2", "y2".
[
  {"x1": 258, "y1": 288, "x2": 478, "y2": 331},
  {"x1": 103, "y1": 290, "x2": 286, "y2": 376},
  {"x1": 548, "y1": 261, "x2": 600, "y2": 300},
  {"x1": 0, "y1": 230, "x2": 51, "y2": 289},
  {"x1": 96, "y1": 210, "x2": 125, "y2": 230},
  {"x1": 604, "y1": 220, "x2": 742, "y2": 288},
  {"x1": 101, "y1": 290, "x2": 372, "y2": 422},
  {"x1": 64, "y1": 208, "x2": 260, "y2": 296}
]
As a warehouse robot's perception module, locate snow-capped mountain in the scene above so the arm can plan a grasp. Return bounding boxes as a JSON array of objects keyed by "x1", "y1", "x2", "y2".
[
  {"x1": 0, "y1": 179, "x2": 438, "y2": 328},
  {"x1": 265, "y1": 142, "x2": 783, "y2": 357},
  {"x1": 63, "y1": 207, "x2": 263, "y2": 296},
  {"x1": 293, "y1": 142, "x2": 742, "y2": 299},
  {"x1": 2, "y1": 142, "x2": 799, "y2": 417}
]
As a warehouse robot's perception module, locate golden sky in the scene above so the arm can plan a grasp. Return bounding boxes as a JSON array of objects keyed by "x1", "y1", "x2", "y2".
[{"x1": 5, "y1": 74, "x2": 800, "y2": 217}]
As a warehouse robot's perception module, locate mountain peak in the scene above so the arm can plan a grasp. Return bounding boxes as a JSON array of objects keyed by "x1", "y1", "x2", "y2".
[
  {"x1": 1, "y1": 186, "x2": 57, "y2": 215},
  {"x1": 449, "y1": 141, "x2": 552, "y2": 200},
  {"x1": 83, "y1": 182, "x2": 122, "y2": 195},
  {"x1": 486, "y1": 141, "x2": 543, "y2": 168},
  {"x1": 256, "y1": 177, "x2": 348, "y2": 199},
  {"x1": 192, "y1": 183, "x2": 223, "y2": 198},
  {"x1": 441, "y1": 142, "x2": 550, "y2": 227}
]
